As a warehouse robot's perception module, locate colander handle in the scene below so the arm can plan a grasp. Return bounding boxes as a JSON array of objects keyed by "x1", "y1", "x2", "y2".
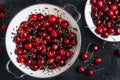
[
  {"x1": 63, "y1": 4, "x2": 81, "y2": 22},
  {"x1": 6, "y1": 60, "x2": 26, "y2": 79}
]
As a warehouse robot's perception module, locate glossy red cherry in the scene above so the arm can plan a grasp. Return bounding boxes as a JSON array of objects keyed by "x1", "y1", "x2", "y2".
[
  {"x1": 38, "y1": 59, "x2": 45, "y2": 67},
  {"x1": 51, "y1": 30, "x2": 58, "y2": 37},
  {"x1": 87, "y1": 69, "x2": 94, "y2": 76},
  {"x1": 31, "y1": 65, "x2": 39, "y2": 71},
  {"x1": 78, "y1": 65, "x2": 85, "y2": 73},
  {"x1": 64, "y1": 38, "x2": 70, "y2": 45},
  {"x1": 52, "y1": 44, "x2": 58, "y2": 50},
  {"x1": 37, "y1": 13, "x2": 44, "y2": 21},
  {"x1": 108, "y1": 28, "x2": 115, "y2": 34},
  {"x1": 92, "y1": 45, "x2": 99, "y2": 51},
  {"x1": 14, "y1": 36, "x2": 21, "y2": 43},
  {"x1": 59, "y1": 49, "x2": 66, "y2": 56},
  {"x1": 25, "y1": 59, "x2": 32, "y2": 66},
  {"x1": 110, "y1": 4, "x2": 117, "y2": 11},
  {"x1": 29, "y1": 14, "x2": 37, "y2": 21},
  {"x1": 43, "y1": 21, "x2": 50, "y2": 27},
  {"x1": 1, "y1": 25, "x2": 7, "y2": 31},
  {"x1": 15, "y1": 48, "x2": 23, "y2": 55},
  {"x1": 49, "y1": 15, "x2": 56, "y2": 23},
  {"x1": 101, "y1": 32, "x2": 109, "y2": 38},
  {"x1": 59, "y1": 59, "x2": 65, "y2": 66},
  {"x1": 81, "y1": 53, "x2": 89, "y2": 60},
  {"x1": 95, "y1": 26, "x2": 103, "y2": 34},
  {"x1": 56, "y1": 17, "x2": 62, "y2": 23},
  {"x1": 25, "y1": 43, "x2": 33, "y2": 50},
  {"x1": 90, "y1": 0, "x2": 96, "y2": 4},
  {"x1": 17, "y1": 56, "x2": 26, "y2": 63},
  {"x1": 94, "y1": 57, "x2": 102, "y2": 64},
  {"x1": 96, "y1": 0, "x2": 103, "y2": 8},
  {"x1": 61, "y1": 20, "x2": 69, "y2": 28},
  {"x1": 55, "y1": 55, "x2": 61, "y2": 60},
  {"x1": 48, "y1": 58, "x2": 54, "y2": 64},
  {"x1": 47, "y1": 51, "x2": 55, "y2": 58},
  {"x1": 37, "y1": 45, "x2": 43, "y2": 51},
  {"x1": 115, "y1": 29, "x2": 120, "y2": 35},
  {"x1": 66, "y1": 51, "x2": 73, "y2": 58}
]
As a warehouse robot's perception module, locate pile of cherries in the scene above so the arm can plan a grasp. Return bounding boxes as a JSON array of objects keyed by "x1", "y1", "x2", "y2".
[
  {"x1": 78, "y1": 43, "x2": 103, "y2": 76},
  {"x1": 91, "y1": 0, "x2": 120, "y2": 38},
  {"x1": 14, "y1": 12, "x2": 77, "y2": 71}
]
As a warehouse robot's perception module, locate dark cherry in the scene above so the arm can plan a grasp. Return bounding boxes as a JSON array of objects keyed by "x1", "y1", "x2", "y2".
[
  {"x1": 31, "y1": 65, "x2": 39, "y2": 71},
  {"x1": 81, "y1": 53, "x2": 89, "y2": 60},
  {"x1": 38, "y1": 59, "x2": 45, "y2": 67},
  {"x1": 78, "y1": 65, "x2": 85, "y2": 73},
  {"x1": 59, "y1": 59, "x2": 65, "y2": 66},
  {"x1": 94, "y1": 57, "x2": 102, "y2": 64},
  {"x1": 87, "y1": 69, "x2": 94, "y2": 76},
  {"x1": 92, "y1": 45, "x2": 99, "y2": 51}
]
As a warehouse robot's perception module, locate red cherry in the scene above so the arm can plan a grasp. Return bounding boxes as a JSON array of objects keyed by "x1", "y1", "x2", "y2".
[
  {"x1": 92, "y1": 6, "x2": 98, "y2": 11},
  {"x1": 55, "y1": 55, "x2": 61, "y2": 60},
  {"x1": 94, "y1": 20, "x2": 101, "y2": 26},
  {"x1": 52, "y1": 44, "x2": 58, "y2": 50},
  {"x1": 110, "y1": 4, "x2": 117, "y2": 11},
  {"x1": 35, "y1": 37, "x2": 42, "y2": 44},
  {"x1": 38, "y1": 59, "x2": 45, "y2": 67},
  {"x1": 37, "y1": 13, "x2": 44, "y2": 21},
  {"x1": 33, "y1": 21, "x2": 40, "y2": 28},
  {"x1": 56, "y1": 17, "x2": 62, "y2": 23},
  {"x1": 21, "y1": 32, "x2": 28, "y2": 38},
  {"x1": 53, "y1": 23, "x2": 59, "y2": 29},
  {"x1": 101, "y1": 32, "x2": 109, "y2": 38},
  {"x1": 0, "y1": 4, "x2": 4, "y2": 10},
  {"x1": 108, "y1": 28, "x2": 115, "y2": 34},
  {"x1": 59, "y1": 49, "x2": 66, "y2": 56},
  {"x1": 51, "y1": 30, "x2": 58, "y2": 37},
  {"x1": 81, "y1": 53, "x2": 89, "y2": 60},
  {"x1": 25, "y1": 43, "x2": 33, "y2": 50},
  {"x1": 1, "y1": 25, "x2": 7, "y2": 31},
  {"x1": 102, "y1": 6, "x2": 109, "y2": 12},
  {"x1": 66, "y1": 51, "x2": 73, "y2": 58},
  {"x1": 43, "y1": 21, "x2": 50, "y2": 27},
  {"x1": 94, "y1": 57, "x2": 102, "y2": 64},
  {"x1": 87, "y1": 69, "x2": 94, "y2": 76},
  {"x1": 71, "y1": 39, "x2": 77, "y2": 46},
  {"x1": 47, "y1": 26, "x2": 53, "y2": 31},
  {"x1": 25, "y1": 59, "x2": 32, "y2": 66},
  {"x1": 31, "y1": 65, "x2": 38, "y2": 71},
  {"x1": 17, "y1": 56, "x2": 26, "y2": 63},
  {"x1": 0, "y1": 12, "x2": 4, "y2": 18},
  {"x1": 69, "y1": 32, "x2": 75, "y2": 39},
  {"x1": 15, "y1": 48, "x2": 23, "y2": 55},
  {"x1": 105, "y1": 21, "x2": 111, "y2": 28},
  {"x1": 95, "y1": 26, "x2": 103, "y2": 34},
  {"x1": 48, "y1": 58, "x2": 54, "y2": 64},
  {"x1": 14, "y1": 36, "x2": 21, "y2": 43},
  {"x1": 96, "y1": 0, "x2": 103, "y2": 8},
  {"x1": 61, "y1": 20, "x2": 69, "y2": 28},
  {"x1": 45, "y1": 34, "x2": 51, "y2": 41},
  {"x1": 21, "y1": 21, "x2": 28, "y2": 28},
  {"x1": 92, "y1": 45, "x2": 99, "y2": 51},
  {"x1": 115, "y1": 28, "x2": 120, "y2": 35},
  {"x1": 107, "y1": 10, "x2": 114, "y2": 18},
  {"x1": 37, "y1": 45, "x2": 43, "y2": 51},
  {"x1": 47, "y1": 51, "x2": 55, "y2": 58},
  {"x1": 59, "y1": 59, "x2": 65, "y2": 66},
  {"x1": 29, "y1": 14, "x2": 37, "y2": 21},
  {"x1": 64, "y1": 38, "x2": 70, "y2": 45},
  {"x1": 49, "y1": 15, "x2": 56, "y2": 23},
  {"x1": 78, "y1": 65, "x2": 85, "y2": 73}
]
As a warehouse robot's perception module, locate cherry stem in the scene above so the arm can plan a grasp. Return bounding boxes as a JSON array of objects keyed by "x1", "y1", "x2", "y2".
[
  {"x1": 0, "y1": 36, "x2": 5, "y2": 40},
  {"x1": 113, "y1": 43, "x2": 120, "y2": 50},
  {"x1": 86, "y1": 43, "x2": 91, "y2": 53},
  {"x1": 4, "y1": 4, "x2": 13, "y2": 18},
  {"x1": 60, "y1": 13, "x2": 65, "y2": 18},
  {"x1": 110, "y1": 35, "x2": 116, "y2": 42},
  {"x1": 102, "y1": 40, "x2": 107, "y2": 48},
  {"x1": 94, "y1": 68, "x2": 105, "y2": 72},
  {"x1": 84, "y1": 63, "x2": 90, "y2": 68},
  {"x1": 103, "y1": 0, "x2": 107, "y2": 7},
  {"x1": 90, "y1": 51, "x2": 94, "y2": 60}
]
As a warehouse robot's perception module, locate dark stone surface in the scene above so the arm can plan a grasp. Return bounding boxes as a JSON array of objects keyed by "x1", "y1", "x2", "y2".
[{"x1": 0, "y1": 0, "x2": 120, "y2": 80}]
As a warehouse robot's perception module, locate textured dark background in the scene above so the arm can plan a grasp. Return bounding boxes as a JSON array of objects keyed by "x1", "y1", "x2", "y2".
[{"x1": 0, "y1": 0, "x2": 120, "y2": 80}]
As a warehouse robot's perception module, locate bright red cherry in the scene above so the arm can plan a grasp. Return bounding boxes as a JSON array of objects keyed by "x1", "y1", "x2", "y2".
[
  {"x1": 17, "y1": 56, "x2": 26, "y2": 63},
  {"x1": 78, "y1": 65, "x2": 85, "y2": 73},
  {"x1": 15, "y1": 48, "x2": 23, "y2": 55},
  {"x1": 66, "y1": 51, "x2": 73, "y2": 58},
  {"x1": 37, "y1": 45, "x2": 43, "y2": 51},
  {"x1": 43, "y1": 21, "x2": 50, "y2": 27},
  {"x1": 47, "y1": 51, "x2": 55, "y2": 58},
  {"x1": 56, "y1": 17, "x2": 62, "y2": 23},
  {"x1": 64, "y1": 38, "x2": 70, "y2": 45},
  {"x1": 29, "y1": 14, "x2": 37, "y2": 21},
  {"x1": 110, "y1": 4, "x2": 117, "y2": 11},
  {"x1": 61, "y1": 20, "x2": 69, "y2": 28},
  {"x1": 14, "y1": 36, "x2": 21, "y2": 43},
  {"x1": 25, "y1": 59, "x2": 32, "y2": 66},
  {"x1": 115, "y1": 28, "x2": 120, "y2": 35},
  {"x1": 101, "y1": 32, "x2": 109, "y2": 38},
  {"x1": 81, "y1": 53, "x2": 89, "y2": 60},
  {"x1": 90, "y1": 0, "x2": 96, "y2": 4},
  {"x1": 51, "y1": 30, "x2": 58, "y2": 37},
  {"x1": 25, "y1": 43, "x2": 33, "y2": 50},
  {"x1": 55, "y1": 55, "x2": 61, "y2": 60},
  {"x1": 94, "y1": 57, "x2": 102, "y2": 64},
  {"x1": 92, "y1": 45, "x2": 99, "y2": 51},
  {"x1": 95, "y1": 26, "x2": 103, "y2": 34},
  {"x1": 52, "y1": 44, "x2": 58, "y2": 50},
  {"x1": 59, "y1": 49, "x2": 66, "y2": 56},
  {"x1": 38, "y1": 59, "x2": 45, "y2": 67},
  {"x1": 37, "y1": 13, "x2": 44, "y2": 21},
  {"x1": 96, "y1": 0, "x2": 103, "y2": 8},
  {"x1": 48, "y1": 58, "x2": 54, "y2": 64},
  {"x1": 49, "y1": 15, "x2": 56, "y2": 23},
  {"x1": 108, "y1": 28, "x2": 115, "y2": 34}
]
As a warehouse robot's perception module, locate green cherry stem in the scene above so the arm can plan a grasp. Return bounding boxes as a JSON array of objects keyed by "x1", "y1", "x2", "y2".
[
  {"x1": 90, "y1": 51, "x2": 94, "y2": 60},
  {"x1": 94, "y1": 68, "x2": 105, "y2": 72},
  {"x1": 113, "y1": 43, "x2": 120, "y2": 50},
  {"x1": 86, "y1": 43, "x2": 91, "y2": 53},
  {"x1": 102, "y1": 40, "x2": 107, "y2": 48}
]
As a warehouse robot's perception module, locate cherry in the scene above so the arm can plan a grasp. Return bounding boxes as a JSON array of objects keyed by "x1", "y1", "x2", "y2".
[
  {"x1": 66, "y1": 51, "x2": 73, "y2": 58},
  {"x1": 51, "y1": 30, "x2": 58, "y2": 37},
  {"x1": 1, "y1": 25, "x2": 7, "y2": 31},
  {"x1": 43, "y1": 21, "x2": 50, "y2": 27},
  {"x1": 52, "y1": 44, "x2": 58, "y2": 50},
  {"x1": 87, "y1": 69, "x2": 94, "y2": 76},
  {"x1": 110, "y1": 4, "x2": 117, "y2": 11},
  {"x1": 95, "y1": 26, "x2": 103, "y2": 34},
  {"x1": 56, "y1": 17, "x2": 62, "y2": 23},
  {"x1": 48, "y1": 58, "x2": 54, "y2": 64},
  {"x1": 25, "y1": 59, "x2": 32, "y2": 66},
  {"x1": 37, "y1": 45, "x2": 43, "y2": 51},
  {"x1": 41, "y1": 48, "x2": 47, "y2": 55},
  {"x1": 15, "y1": 48, "x2": 23, "y2": 55},
  {"x1": 25, "y1": 43, "x2": 33, "y2": 50},
  {"x1": 71, "y1": 39, "x2": 77, "y2": 46},
  {"x1": 14, "y1": 36, "x2": 21, "y2": 43},
  {"x1": 59, "y1": 49, "x2": 66, "y2": 56},
  {"x1": 45, "y1": 34, "x2": 51, "y2": 41},
  {"x1": 33, "y1": 21, "x2": 40, "y2": 28},
  {"x1": 96, "y1": 0, "x2": 103, "y2": 8},
  {"x1": 53, "y1": 23, "x2": 59, "y2": 29},
  {"x1": 0, "y1": 12, "x2": 4, "y2": 18},
  {"x1": 47, "y1": 26, "x2": 53, "y2": 31},
  {"x1": 31, "y1": 65, "x2": 39, "y2": 71},
  {"x1": 0, "y1": 4, "x2": 4, "y2": 10},
  {"x1": 21, "y1": 21, "x2": 28, "y2": 28},
  {"x1": 49, "y1": 15, "x2": 56, "y2": 23},
  {"x1": 17, "y1": 56, "x2": 26, "y2": 63},
  {"x1": 94, "y1": 57, "x2": 102, "y2": 64},
  {"x1": 29, "y1": 14, "x2": 37, "y2": 21},
  {"x1": 114, "y1": 50, "x2": 120, "y2": 57},
  {"x1": 92, "y1": 45, "x2": 99, "y2": 51},
  {"x1": 108, "y1": 28, "x2": 115, "y2": 34},
  {"x1": 78, "y1": 65, "x2": 85, "y2": 73},
  {"x1": 38, "y1": 59, "x2": 45, "y2": 67},
  {"x1": 90, "y1": 0, "x2": 96, "y2": 4},
  {"x1": 92, "y1": 6, "x2": 98, "y2": 12},
  {"x1": 81, "y1": 53, "x2": 89, "y2": 60},
  {"x1": 107, "y1": 10, "x2": 114, "y2": 18},
  {"x1": 59, "y1": 59, "x2": 65, "y2": 66},
  {"x1": 69, "y1": 32, "x2": 75, "y2": 39},
  {"x1": 64, "y1": 38, "x2": 70, "y2": 45},
  {"x1": 61, "y1": 20, "x2": 69, "y2": 28},
  {"x1": 47, "y1": 51, "x2": 55, "y2": 58},
  {"x1": 101, "y1": 32, "x2": 109, "y2": 38},
  {"x1": 105, "y1": 21, "x2": 111, "y2": 28},
  {"x1": 21, "y1": 32, "x2": 28, "y2": 38},
  {"x1": 102, "y1": 6, "x2": 109, "y2": 12},
  {"x1": 37, "y1": 13, "x2": 44, "y2": 21},
  {"x1": 50, "y1": 64, "x2": 57, "y2": 69},
  {"x1": 55, "y1": 55, "x2": 61, "y2": 60},
  {"x1": 94, "y1": 20, "x2": 101, "y2": 26},
  {"x1": 115, "y1": 28, "x2": 120, "y2": 35}
]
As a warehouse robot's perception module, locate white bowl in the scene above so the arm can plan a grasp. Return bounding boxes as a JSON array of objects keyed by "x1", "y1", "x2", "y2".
[
  {"x1": 5, "y1": 4, "x2": 81, "y2": 78},
  {"x1": 85, "y1": 0, "x2": 120, "y2": 42}
]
